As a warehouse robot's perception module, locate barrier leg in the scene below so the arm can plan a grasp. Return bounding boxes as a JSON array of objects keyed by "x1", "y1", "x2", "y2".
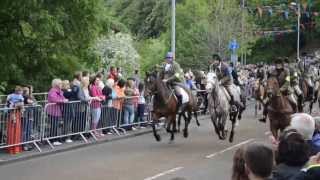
[
  {"x1": 79, "y1": 133, "x2": 88, "y2": 143},
  {"x1": 112, "y1": 127, "x2": 121, "y2": 136},
  {"x1": 46, "y1": 139, "x2": 54, "y2": 149},
  {"x1": 33, "y1": 141, "x2": 42, "y2": 152}
]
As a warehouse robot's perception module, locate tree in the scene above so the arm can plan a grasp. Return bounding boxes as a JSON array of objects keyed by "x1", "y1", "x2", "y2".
[{"x1": 91, "y1": 32, "x2": 140, "y2": 77}]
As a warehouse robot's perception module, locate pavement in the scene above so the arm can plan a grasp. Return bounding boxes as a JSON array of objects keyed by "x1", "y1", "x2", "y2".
[{"x1": 0, "y1": 103, "x2": 275, "y2": 180}]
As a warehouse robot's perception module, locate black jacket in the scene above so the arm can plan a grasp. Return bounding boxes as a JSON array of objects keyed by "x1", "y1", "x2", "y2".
[
  {"x1": 291, "y1": 165, "x2": 320, "y2": 180},
  {"x1": 272, "y1": 163, "x2": 303, "y2": 180}
]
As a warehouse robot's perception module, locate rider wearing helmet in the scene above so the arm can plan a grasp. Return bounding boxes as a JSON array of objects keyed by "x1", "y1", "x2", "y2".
[
  {"x1": 298, "y1": 52, "x2": 315, "y2": 101},
  {"x1": 211, "y1": 54, "x2": 244, "y2": 110},
  {"x1": 259, "y1": 57, "x2": 296, "y2": 123},
  {"x1": 161, "y1": 52, "x2": 186, "y2": 111}
]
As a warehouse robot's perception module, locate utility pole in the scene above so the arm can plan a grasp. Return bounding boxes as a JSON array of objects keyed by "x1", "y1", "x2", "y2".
[
  {"x1": 241, "y1": 0, "x2": 245, "y2": 65},
  {"x1": 171, "y1": 0, "x2": 176, "y2": 57},
  {"x1": 297, "y1": 1, "x2": 301, "y2": 61}
]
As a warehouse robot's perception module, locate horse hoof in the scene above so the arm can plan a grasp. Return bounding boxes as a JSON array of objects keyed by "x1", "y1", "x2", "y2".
[
  {"x1": 183, "y1": 130, "x2": 189, "y2": 138},
  {"x1": 155, "y1": 135, "x2": 161, "y2": 142}
]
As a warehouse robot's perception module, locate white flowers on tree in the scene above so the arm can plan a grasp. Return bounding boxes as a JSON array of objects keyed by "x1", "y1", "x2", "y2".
[{"x1": 92, "y1": 32, "x2": 140, "y2": 76}]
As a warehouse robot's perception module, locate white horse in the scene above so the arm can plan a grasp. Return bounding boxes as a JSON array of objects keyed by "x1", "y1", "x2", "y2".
[{"x1": 206, "y1": 72, "x2": 231, "y2": 141}]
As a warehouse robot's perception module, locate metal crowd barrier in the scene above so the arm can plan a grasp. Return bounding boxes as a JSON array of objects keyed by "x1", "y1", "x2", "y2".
[
  {"x1": 0, "y1": 95, "x2": 188, "y2": 154},
  {"x1": 0, "y1": 105, "x2": 43, "y2": 154}
]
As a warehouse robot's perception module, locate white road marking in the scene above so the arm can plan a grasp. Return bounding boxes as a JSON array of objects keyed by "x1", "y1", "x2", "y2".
[
  {"x1": 144, "y1": 167, "x2": 184, "y2": 180},
  {"x1": 206, "y1": 138, "x2": 255, "y2": 159}
]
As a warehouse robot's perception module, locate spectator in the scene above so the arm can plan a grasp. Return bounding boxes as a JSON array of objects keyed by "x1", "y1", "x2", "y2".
[
  {"x1": 289, "y1": 113, "x2": 318, "y2": 155},
  {"x1": 7, "y1": 86, "x2": 24, "y2": 108},
  {"x1": 232, "y1": 147, "x2": 249, "y2": 180},
  {"x1": 244, "y1": 143, "x2": 273, "y2": 180},
  {"x1": 132, "y1": 69, "x2": 140, "y2": 88},
  {"x1": 47, "y1": 79, "x2": 68, "y2": 146},
  {"x1": 137, "y1": 82, "x2": 146, "y2": 128},
  {"x1": 108, "y1": 66, "x2": 118, "y2": 81},
  {"x1": 61, "y1": 80, "x2": 75, "y2": 143},
  {"x1": 72, "y1": 71, "x2": 82, "y2": 87},
  {"x1": 123, "y1": 79, "x2": 139, "y2": 130},
  {"x1": 102, "y1": 78, "x2": 116, "y2": 107},
  {"x1": 291, "y1": 153, "x2": 320, "y2": 180},
  {"x1": 76, "y1": 77, "x2": 98, "y2": 135},
  {"x1": 117, "y1": 67, "x2": 123, "y2": 78},
  {"x1": 82, "y1": 70, "x2": 90, "y2": 78},
  {"x1": 312, "y1": 117, "x2": 320, "y2": 153},
  {"x1": 96, "y1": 72, "x2": 105, "y2": 90},
  {"x1": 89, "y1": 76, "x2": 105, "y2": 137},
  {"x1": 22, "y1": 86, "x2": 37, "y2": 151},
  {"x1": 113, "y1": 79, "x2": 125, "y2": 110},
  {"x1": 273, "y1": 129, "x2": 310, "y2": 180}
]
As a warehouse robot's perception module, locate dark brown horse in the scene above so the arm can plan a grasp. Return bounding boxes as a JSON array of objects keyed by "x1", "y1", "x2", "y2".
[
  {"x1": 144, "y1": 71, "x2": 191, "y2": 142},
  {"x1": 266, "y1": 77, "x2": 294, "y2": 139}
]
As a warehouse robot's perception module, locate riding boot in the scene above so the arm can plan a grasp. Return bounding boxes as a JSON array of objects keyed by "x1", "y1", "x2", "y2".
[
  {"x1": 177, "y1": 95, "x2": 183, "y2": 113},
  {"x1": 308, "y1": 86, "x2": 314, "y2": 101},
  {"x1": 314, "y1": 90, "x2": 318, "y2": 103},
  {"x1": 298, "y1": 94, "x2": 304, "y2": 112}
]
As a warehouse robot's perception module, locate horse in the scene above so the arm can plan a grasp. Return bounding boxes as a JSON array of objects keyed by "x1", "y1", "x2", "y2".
[
  {"x1": 176, "y1": 90, "x2": 200, "y2": 133},
  {"x1": 206, "y1": 71, "x2": 241, "y2": 142},
  {"x1": 144, "y1": 71, "x2": 193, "y2": 142},
  {"x1": 266, "y1": 77, "x2": 294, "y2": 139}
]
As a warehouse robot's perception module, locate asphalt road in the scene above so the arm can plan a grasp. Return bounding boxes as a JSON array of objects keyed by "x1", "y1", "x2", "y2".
[{"x1": 0, "y1": 103, "x2": 272, "y2": 180}]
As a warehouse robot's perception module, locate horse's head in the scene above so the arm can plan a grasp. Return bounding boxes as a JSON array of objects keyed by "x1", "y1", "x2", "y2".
[
  {"x1": 144, "y1": 71, "x2": 158, "y2": 96},
  {"x1": 206, "y1": 71, "x2": 218, "y2": 92},
  {"x1": 266, "y1": 77, "x2": 280, "y2": 98}
]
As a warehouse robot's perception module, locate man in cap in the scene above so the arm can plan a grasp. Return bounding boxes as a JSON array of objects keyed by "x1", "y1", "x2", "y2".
[
  {"x1": 259, "y1": 57, "x2": 296, "y2": 123},
  {"x1": 211, "y1": 54, "x2": 244, "y2": 110},
  {"x1": 161, "y1": 52, "x2": 186, "y2": 111},
  {"x1": 298, "y1": 52, "x2": 316, "y2": 101}
]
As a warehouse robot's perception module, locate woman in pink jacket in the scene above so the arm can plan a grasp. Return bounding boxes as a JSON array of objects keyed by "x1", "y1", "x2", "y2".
[
  {"x1": 89, "y1": 76, "x2": 105, "y2": 137},
  {"x1": 47, "y1": 79, "x2": 68, "y2": 146}
]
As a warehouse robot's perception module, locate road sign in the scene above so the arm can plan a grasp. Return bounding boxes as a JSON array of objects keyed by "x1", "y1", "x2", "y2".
[{"x1": 229, "y1": 39, "x2": 239, "y2": 53}]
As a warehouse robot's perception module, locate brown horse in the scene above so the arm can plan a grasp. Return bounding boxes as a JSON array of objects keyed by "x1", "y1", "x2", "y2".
[
  {"x1": 266, "y1": 77, "x2": 294, "y2": 139},
  {"x1": 145, "y1": 71, "x2": 191, "y2": 142}
]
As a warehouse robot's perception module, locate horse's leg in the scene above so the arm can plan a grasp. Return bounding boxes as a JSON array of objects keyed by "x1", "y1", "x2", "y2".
[
  {"x1": 152, "y1": 114, "x2": 161, "y2": 142},
  {"x1": 183, "y1": 110, "x2": 191, "y2": 138},
  {"x1": 229, "y1": 115, "x2": 236, "y2": 143},
  {"x1": 194, "y1": 111, "x2": 200, "y2": 126},
  {"x1": 255, "y1": 101, "x2": 258, "y2": 117},
  {"x1": 269, "y1": 119, "x2": 278, "y2": 140},
  {"x1": 171, "y1": 115, "x2": 177, "y2": 141},
  {"x1": 211, "y1": 114, "x2": 222, "y2": 139},
  {"x1": 309, "y1": 101, "x2": 313, "y2": 114},
  {"x1": 177, "y1": 112, "x2": 183, "y2": 133}
]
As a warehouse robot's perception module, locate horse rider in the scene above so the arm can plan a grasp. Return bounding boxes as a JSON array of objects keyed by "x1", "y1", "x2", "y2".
[
  {"x1": 259, "y1": 57, "x2": 296, "y2": 123},
  {"x1": 289, "y1": 63, "x2": 304, "y2": 110},
  {"x1": 229, "y1": 62, "x2": 240, "y2": 86},
  {"x1": 211, "y1": 54, "x2": 244, "y2": 110},
  {"x1": 160, "y1": 52, "x2": 186, "y2": 111},
  {"x1": 298, "y1": 52, "x2": 315, "y2": 101}
]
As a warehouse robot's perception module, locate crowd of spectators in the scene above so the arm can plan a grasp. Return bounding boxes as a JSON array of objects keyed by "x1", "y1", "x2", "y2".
[
  {"x1": 2, "y1": 67, "x2": 147, "y2": 152},
  {"x1": 232, "y1": 113, "x2": 320, "y2": 180}
]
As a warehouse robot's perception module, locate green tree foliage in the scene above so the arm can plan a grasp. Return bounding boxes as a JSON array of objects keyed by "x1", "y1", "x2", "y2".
[{"x1": 0, "y1": 0, "x2": 109, "y2": 92}]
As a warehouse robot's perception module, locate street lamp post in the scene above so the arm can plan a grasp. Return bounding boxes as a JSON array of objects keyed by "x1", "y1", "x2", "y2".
[
  {"x1": 171, "y1": 0, "x2": 176, "y2": 57},
  {"x1": 297, "y1": 1, "x2": 301, "y2": 61}
]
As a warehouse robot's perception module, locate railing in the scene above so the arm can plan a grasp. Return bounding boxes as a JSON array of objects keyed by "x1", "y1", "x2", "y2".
[{"x1": 0, "y1": 96, "x2": 152, "y2": 154}]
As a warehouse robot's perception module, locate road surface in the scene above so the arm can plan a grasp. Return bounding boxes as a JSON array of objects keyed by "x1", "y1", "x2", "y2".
[{"x1": 0, "y1": 104, "x2": 272, "y2": 180}]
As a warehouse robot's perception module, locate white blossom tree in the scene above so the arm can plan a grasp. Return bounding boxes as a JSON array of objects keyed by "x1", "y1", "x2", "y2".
[{"x1": 92, "y1": 32, "x2": 140, "y2": 77}]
